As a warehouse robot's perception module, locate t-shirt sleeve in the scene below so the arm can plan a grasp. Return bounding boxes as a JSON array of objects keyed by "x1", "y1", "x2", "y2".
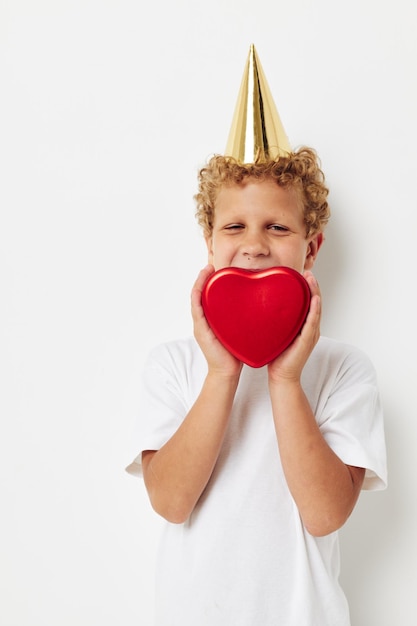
[
  {"x1": 317, "y1": 346, "x2": 387, "y2": 491},
  {"x1": 125, "y1": 342, "x2": 192, "y2": 477}
]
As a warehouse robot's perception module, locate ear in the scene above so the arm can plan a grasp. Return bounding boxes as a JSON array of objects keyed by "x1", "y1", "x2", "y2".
[
  {"x1": 205, "y1": 236, "x2": 214, "y2": 264},
  {"x1": 304, "y1": 232, "x2": 324, "y2": 270}
]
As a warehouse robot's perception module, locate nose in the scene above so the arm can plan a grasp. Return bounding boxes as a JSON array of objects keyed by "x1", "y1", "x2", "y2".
[{"x1": 242, "y1": 231, "x2": 269, "y2": 259}]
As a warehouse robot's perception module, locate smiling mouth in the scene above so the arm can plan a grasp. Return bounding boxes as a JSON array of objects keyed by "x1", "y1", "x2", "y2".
[{"x1": 243, "y1": 266, "x2": 281, "y2": 273}]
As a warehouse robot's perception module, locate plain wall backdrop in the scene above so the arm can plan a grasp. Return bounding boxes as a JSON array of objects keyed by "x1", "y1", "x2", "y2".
[{"x1": 1, "y1": 0, "x2": 416, "y2": 624}]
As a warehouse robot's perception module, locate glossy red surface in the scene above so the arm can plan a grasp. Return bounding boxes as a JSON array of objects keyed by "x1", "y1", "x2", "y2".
[{"x1": 202, "y1": 266, "x2": 311, "y2": 368}]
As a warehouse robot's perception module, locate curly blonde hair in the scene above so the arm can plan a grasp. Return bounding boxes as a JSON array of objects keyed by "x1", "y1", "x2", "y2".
[{"x1": 195, "y1": 147, "x2": 330, "y2": 238}]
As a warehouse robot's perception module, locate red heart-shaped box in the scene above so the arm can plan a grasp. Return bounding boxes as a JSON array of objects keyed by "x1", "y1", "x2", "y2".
[{"x1": 202, "y1": 266, "x2": 311, "y2": 368}]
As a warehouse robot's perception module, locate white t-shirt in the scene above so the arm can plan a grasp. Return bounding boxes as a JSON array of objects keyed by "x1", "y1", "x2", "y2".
[{"x1": 127, "y1": 336, "x2": 387, "y2": 626}]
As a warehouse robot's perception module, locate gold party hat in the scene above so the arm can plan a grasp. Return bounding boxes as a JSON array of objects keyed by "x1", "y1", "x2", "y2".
[{"x1": 225, "y1": 44, "x2": 291, "y2": 163}]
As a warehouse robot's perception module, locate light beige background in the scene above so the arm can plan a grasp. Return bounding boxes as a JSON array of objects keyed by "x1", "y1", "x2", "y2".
[{"x1": 1, "y1": 0, "x2": 415, "y2": 624}]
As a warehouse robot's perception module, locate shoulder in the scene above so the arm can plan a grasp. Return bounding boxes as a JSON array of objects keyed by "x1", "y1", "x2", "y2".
[
  {"x1": 143, "y1": 337, "x2": 207, "y2": 405},
  {"x1": 147, "y1": 336, "x2": 202, "y2": 366},
  {"x1": 314, "y1": 336, "x2": 376, "y2": 375},
  {"x1": 145, "y1": 337, "x2": 206, "y2": 383},
  {"x1": 304, "y1": 336, "x2": 378, "y2": 394}
]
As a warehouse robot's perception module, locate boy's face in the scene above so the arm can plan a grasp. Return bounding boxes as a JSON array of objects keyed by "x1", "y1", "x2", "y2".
[{"x1": 205, "y1": 180, "x2": 323, "y2": 273}]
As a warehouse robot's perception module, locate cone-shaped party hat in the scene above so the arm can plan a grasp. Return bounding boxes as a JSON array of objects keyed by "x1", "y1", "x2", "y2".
[{"x1": 225, "y1": 44, "x2": 291, "y2": 163}]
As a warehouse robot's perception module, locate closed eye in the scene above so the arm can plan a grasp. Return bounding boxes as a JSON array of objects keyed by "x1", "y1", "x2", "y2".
[
  {"x1": 268, "y1": 224, "x2": 289, "y2": 233},
  {"x1": 224, "y1": 224, "x2": 244, "y2": 231}
]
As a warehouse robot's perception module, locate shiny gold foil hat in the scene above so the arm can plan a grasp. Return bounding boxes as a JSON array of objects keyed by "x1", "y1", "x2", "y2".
[{"x1": 225, "y1": 44, "x2": 291, "y2": 163}]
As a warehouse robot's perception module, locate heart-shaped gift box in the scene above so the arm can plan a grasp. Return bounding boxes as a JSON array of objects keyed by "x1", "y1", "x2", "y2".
[{"x1": 201, "y1": 266, "x2": 311, "y2": 368}]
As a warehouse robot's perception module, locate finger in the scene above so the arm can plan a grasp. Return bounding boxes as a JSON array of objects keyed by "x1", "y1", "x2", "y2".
[
  {"x1": 303, "y1": 270, "x2": 321, "y2": 299},
  {"x1": 191, "y1": 265, "x2": 215, "y2": 320},
  {"x1": 299, "y1": 293, "x2": 321, "y2": 348},
  {"x1": 192, "y1": 264, "x2": 215, "y2": 294},
  {"x1": 307, "y1": 293, "x2": 321, "y2": 325}
]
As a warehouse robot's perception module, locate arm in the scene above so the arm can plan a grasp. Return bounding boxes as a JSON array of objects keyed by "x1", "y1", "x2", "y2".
[
  {"x1": 142, "y1": 266, "x2": 242, "y2": 524},
  {"x1": 268, "y1": 272, "x2": 365, "y2": 536}
]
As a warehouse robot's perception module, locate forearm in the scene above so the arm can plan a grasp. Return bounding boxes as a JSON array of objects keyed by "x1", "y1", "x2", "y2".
[
  {"x1": 143, "y1": 371, "x2": 240, "y2": 523},
  {"x1": 269, "y1": 378, "x2": 364, "y2": 536}
]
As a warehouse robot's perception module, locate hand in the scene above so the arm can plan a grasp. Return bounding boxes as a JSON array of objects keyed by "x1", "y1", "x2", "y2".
[
  {"x1": 268, "y1": 271, "x2": 321, "y2": 384},
  {"x1": 191, "y1": 265, "x2": 243, "y2": 378}
]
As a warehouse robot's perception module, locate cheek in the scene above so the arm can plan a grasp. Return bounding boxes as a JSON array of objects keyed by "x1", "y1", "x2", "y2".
[
  {"x1": 205, "y1": 237, "x2": 213, "y2": 257},
  {"x1": 207, "y1": 239, "x2": 234, "y2": 270},
  {"x1": 302, "y1": 245, "x2": 315, "y2": 269}
]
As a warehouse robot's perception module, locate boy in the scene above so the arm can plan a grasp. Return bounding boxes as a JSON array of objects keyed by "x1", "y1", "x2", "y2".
[{"x1": 127, "y1": 47, "x2": 387, "y2": 625}]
